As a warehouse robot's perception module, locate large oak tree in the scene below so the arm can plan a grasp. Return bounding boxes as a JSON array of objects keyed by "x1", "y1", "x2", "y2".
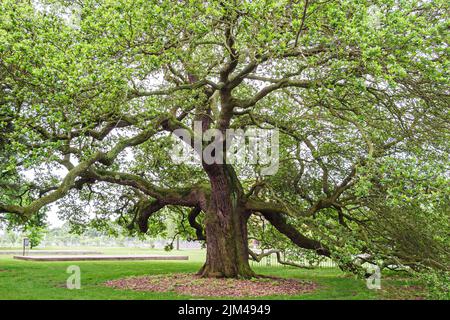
[{"x1": 0, "y1": 0, "x2": 448, "y2": 278}]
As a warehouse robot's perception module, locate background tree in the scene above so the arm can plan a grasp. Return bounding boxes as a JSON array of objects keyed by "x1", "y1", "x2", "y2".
[{"x1": 0, "y1": 0, "x2": 448, "y2": 278}]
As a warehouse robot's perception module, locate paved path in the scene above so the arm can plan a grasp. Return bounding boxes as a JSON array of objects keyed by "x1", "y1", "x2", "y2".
[
  {"x1": 0, "y1": 250, "x2": 103, "y2": 255},
  {"x1": 13, "y1": 255, "x2": 189, "y2": 261}
]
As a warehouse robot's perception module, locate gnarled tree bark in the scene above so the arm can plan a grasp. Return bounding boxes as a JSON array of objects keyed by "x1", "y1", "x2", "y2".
[{"x1": 198, "y1": 164, "x2": 255, "y2": 278}]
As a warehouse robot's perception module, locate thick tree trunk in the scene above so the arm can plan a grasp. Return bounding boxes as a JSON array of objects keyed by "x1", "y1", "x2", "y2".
[
  {"x1": 198, "y1": 205, "x2": 254, "y2": 278},
  {"x1": 198, "y1": 164, "x2": 255, "y2": 278}
]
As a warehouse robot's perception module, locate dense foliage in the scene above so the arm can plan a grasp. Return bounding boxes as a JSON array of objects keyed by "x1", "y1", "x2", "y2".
[{"x1": 0, "y1": 0, "x2": 448, "y2": 286}]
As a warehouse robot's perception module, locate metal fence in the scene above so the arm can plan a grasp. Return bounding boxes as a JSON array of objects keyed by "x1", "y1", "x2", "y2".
[{"x1": 250, "y1": 252, "x2": 338, "y2": 268}]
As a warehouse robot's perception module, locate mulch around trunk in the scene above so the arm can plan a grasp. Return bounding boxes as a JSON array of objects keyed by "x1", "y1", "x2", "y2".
[{"x1": 104, "y1": 273, "x2": 317, "y2": 297}]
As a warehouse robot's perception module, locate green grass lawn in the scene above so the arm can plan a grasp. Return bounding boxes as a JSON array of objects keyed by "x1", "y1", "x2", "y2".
[{"x1": 0, "y1": 248, "x2": 424, "y2": 300}]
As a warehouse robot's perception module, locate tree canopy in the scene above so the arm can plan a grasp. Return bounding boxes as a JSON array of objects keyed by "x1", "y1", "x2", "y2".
[{"x1": 0, "y1": 0, "x2": 448, "y2": 279}]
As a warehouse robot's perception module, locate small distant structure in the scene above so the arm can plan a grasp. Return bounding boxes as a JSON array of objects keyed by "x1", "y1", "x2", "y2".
[{"x1": 22, "y1": 238, "x2": 31, "y2": 256}]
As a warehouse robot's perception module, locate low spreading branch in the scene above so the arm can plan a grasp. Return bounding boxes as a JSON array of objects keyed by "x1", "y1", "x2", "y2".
[{"x1": 248, "y1": 248, "x2": 314, "y2": 269}]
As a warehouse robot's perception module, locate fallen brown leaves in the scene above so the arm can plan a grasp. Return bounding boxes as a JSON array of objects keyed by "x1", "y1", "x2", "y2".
[{"x1": 105, "y1": 273, "x2": 317, "y2": 297}]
